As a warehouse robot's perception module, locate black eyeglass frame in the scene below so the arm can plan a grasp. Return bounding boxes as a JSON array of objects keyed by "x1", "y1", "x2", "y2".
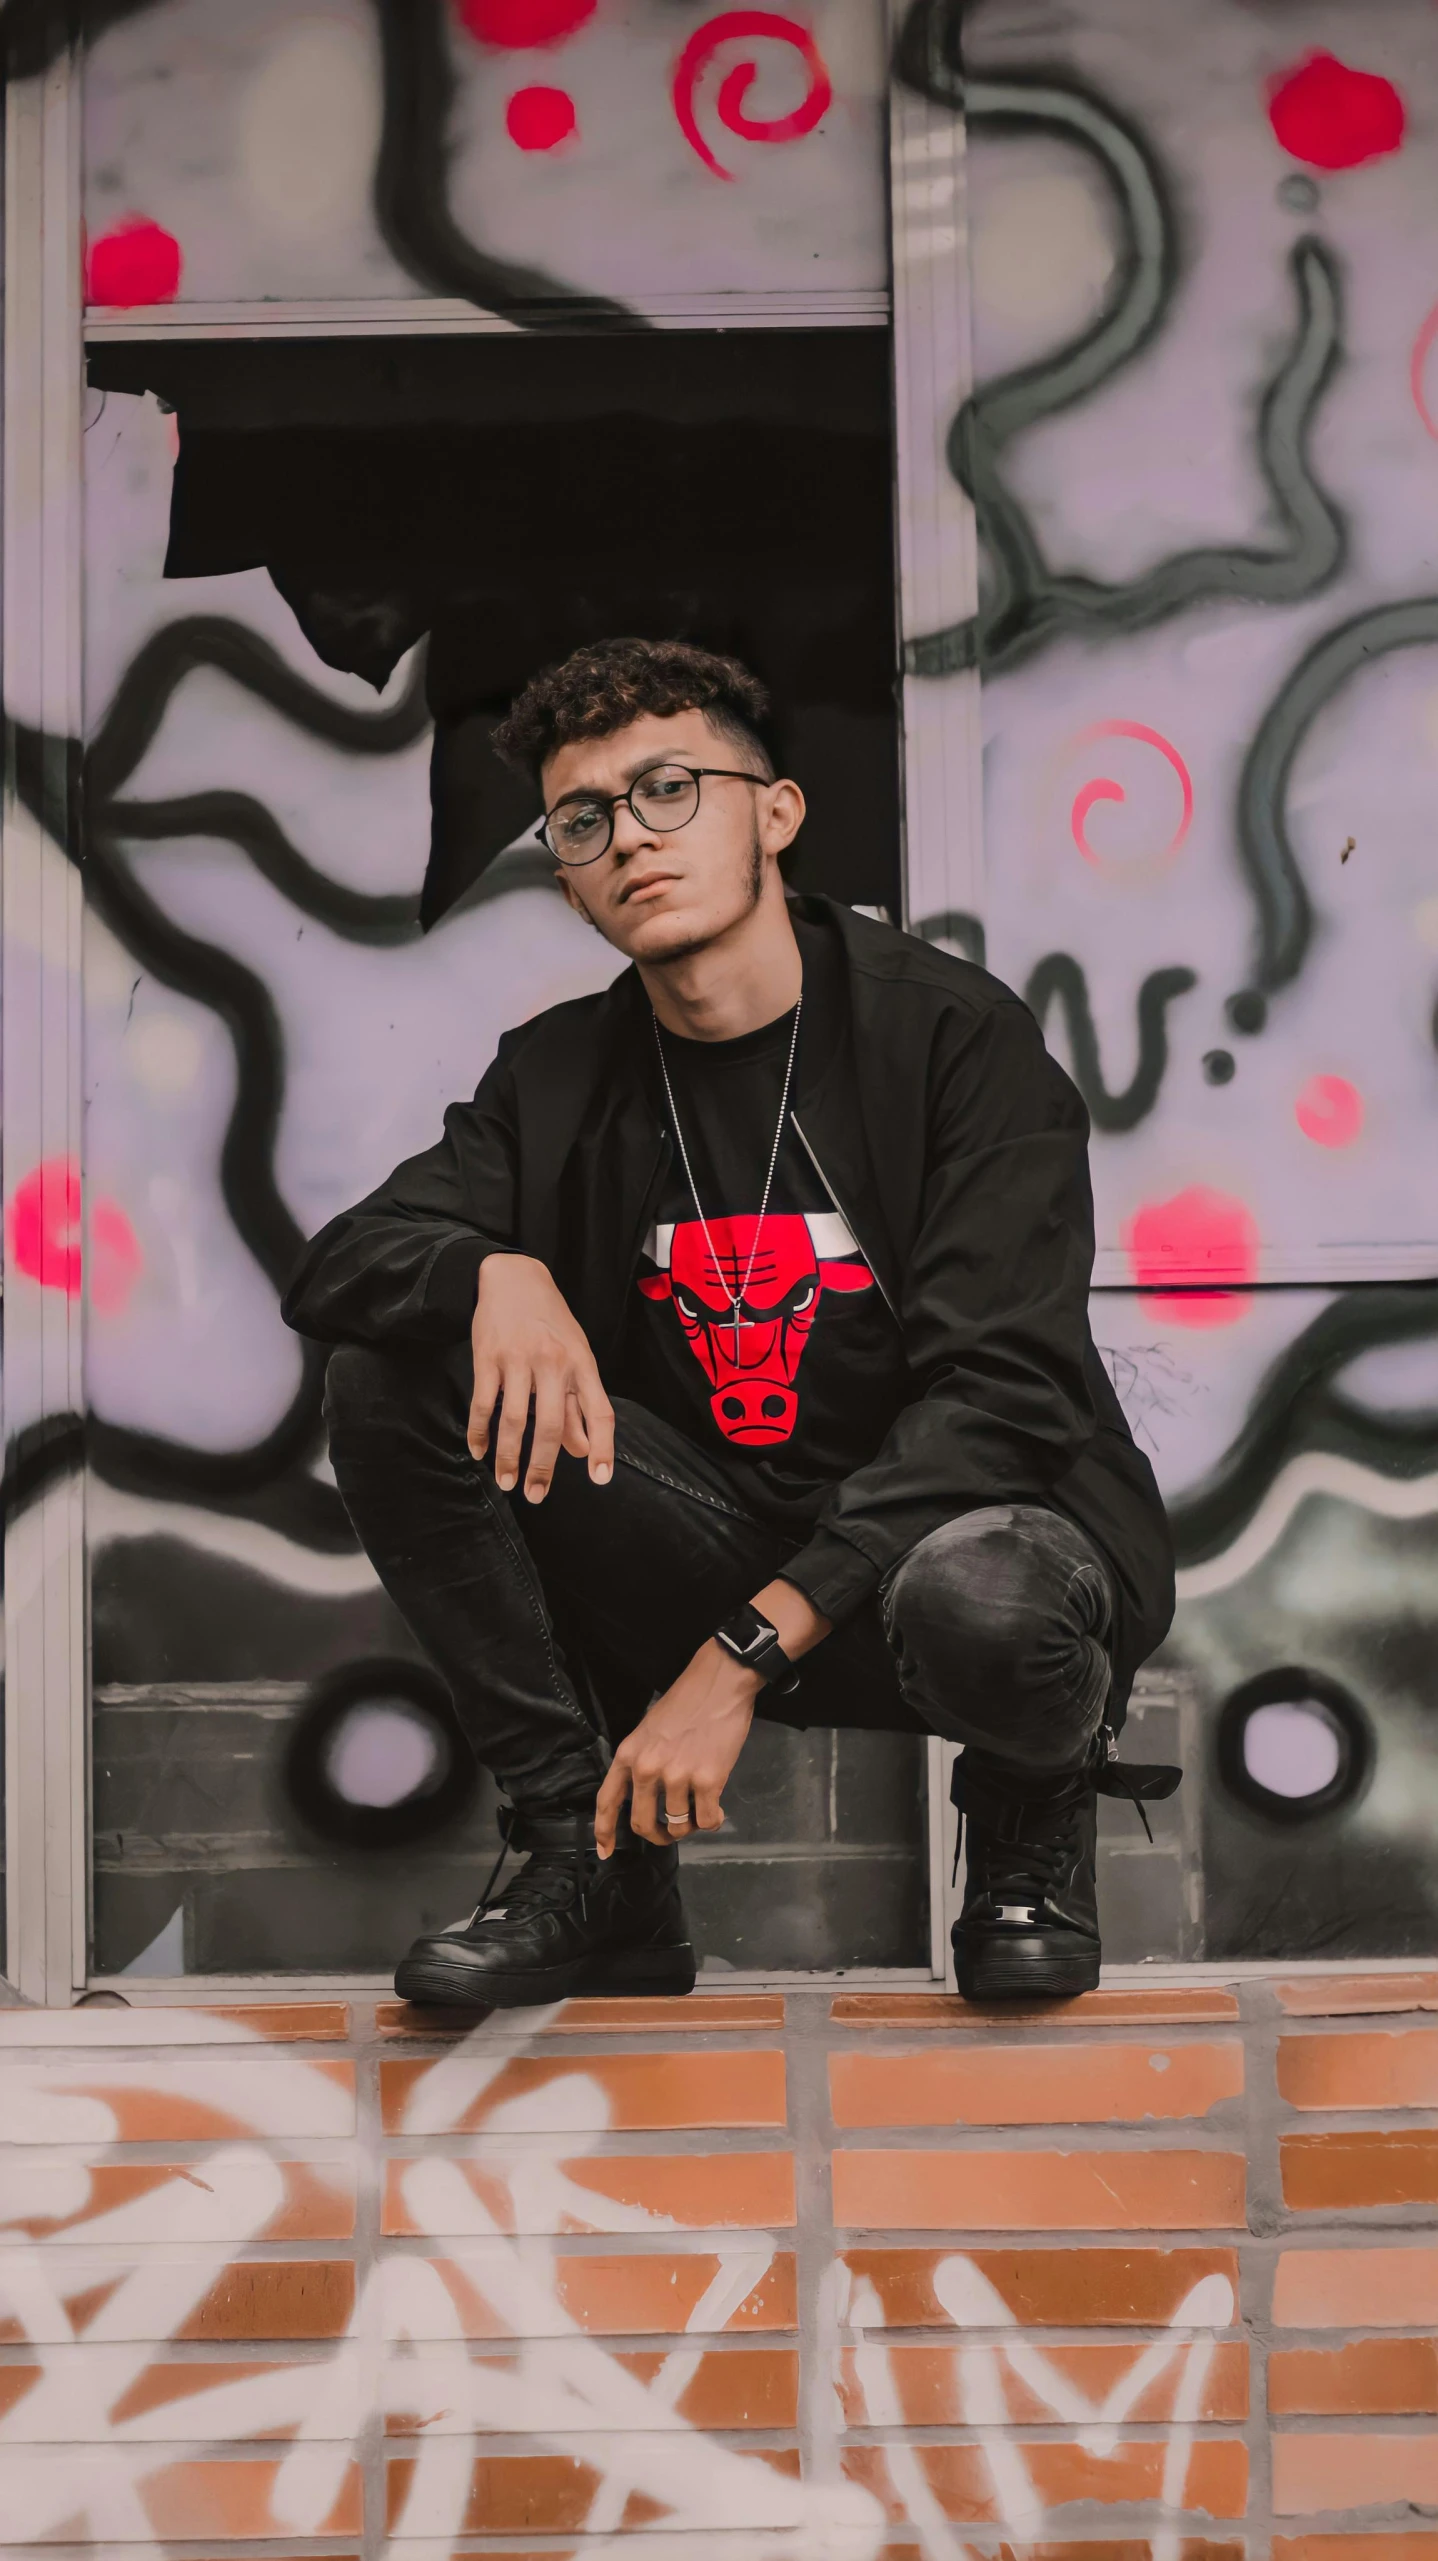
[{"x1": 537, "y1": 763, "x2": 768, "y2": 866}]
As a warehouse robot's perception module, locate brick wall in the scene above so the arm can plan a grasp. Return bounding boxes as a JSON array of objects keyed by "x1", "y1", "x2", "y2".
[{"x1": 1, "y1": 1973, "x2": 1436, "y2": 2547}]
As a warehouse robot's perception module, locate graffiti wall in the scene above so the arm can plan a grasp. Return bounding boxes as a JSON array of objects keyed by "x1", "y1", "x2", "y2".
[
  {"x1": 4, "y1": 0, "x2": 1436, "y2": 1977},
  {"x1": 922, "y1": 0, "x2": 1438, "y2": 1954},
  {"x1": 78, "y1": 0, "x2": 885, "y2": 317},
  {"x1": 49, "y1": 0, "x2": 919, "y2": 1979}
]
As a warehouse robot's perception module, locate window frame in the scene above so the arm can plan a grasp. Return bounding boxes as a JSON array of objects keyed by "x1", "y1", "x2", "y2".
[{"x1": 4, "y1": 15, "x2": 975, "y2": 2000}]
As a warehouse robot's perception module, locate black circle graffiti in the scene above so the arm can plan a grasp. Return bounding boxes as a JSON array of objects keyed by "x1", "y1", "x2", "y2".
[{"x1": 1216, "y1": 1666, "x2": 1373, "y2": 1828}]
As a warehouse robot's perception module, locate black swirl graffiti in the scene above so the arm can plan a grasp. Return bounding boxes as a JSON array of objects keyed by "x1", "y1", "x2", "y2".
[
  {"x1": 2, "y1": 619, "x2": 444, "y2": 1545},
  {"x1": 370, "y1": 0, "x2": 643, "y2": 330},
  {"x1": 1023, "y1": 955, "x2": 1197, "y2": 1134},
  {"x1": 1168, "y1": 1283, "x2": 1438, "y2": 1568},
  {"x1": 2, "y1": 1414, "x2": 87, "y2": 1525},
  {"x1": 90, "y1": 617, "x2": 432, "y2": 947},
  {"x1": 894, "y1": 1, "x2": 1346, "y2": 679},
  {"x1": 110, "y1": 794, "x2": 422, "y2": 947},
  {"x1": 1230, "y1": 596, "x2": 1438, "y2": 1019},
  {"x1": 5, "y1": 0, "x2": 642, "y2": 329},
  {"x1": 88, "y1": 618, "x2": 431, "y2": 800}
]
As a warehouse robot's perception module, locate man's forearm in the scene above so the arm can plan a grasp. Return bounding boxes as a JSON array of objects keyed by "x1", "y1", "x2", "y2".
[{"x1": 750, "y1": 1577, "x2": 832, "y2": 1660}]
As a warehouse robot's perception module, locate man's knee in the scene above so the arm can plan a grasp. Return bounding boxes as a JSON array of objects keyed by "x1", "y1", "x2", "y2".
[
  {"x1": 886, "y1": 1507, "x2": 1057, "y2": 1692},
  {"x1": 885, "y1": 1504, "x2": 1112, "y2": 1765},
  {"x1": 324, "y1": 1341, "x2": 405, "y2": 1431},
  {"x1": 323, "y1": 1339, "x2": 464, "y2": 1458}
]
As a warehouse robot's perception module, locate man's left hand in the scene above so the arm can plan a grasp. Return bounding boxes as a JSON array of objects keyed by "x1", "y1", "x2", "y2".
[
  {"x1": 594, "y1": 1579, "x2": 831, "y2": 1853},
  {"x1": 594, "y1": 1640, "x2": 758, "y2": 1851}
]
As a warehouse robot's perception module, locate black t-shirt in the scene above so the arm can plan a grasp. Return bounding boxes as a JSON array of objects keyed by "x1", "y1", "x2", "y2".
[{"x1": 618, "y1": 994, "x2": 910, "y2": 1528}]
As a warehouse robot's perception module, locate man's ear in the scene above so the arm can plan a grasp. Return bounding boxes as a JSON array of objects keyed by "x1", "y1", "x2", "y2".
[{"x1": 760, "y1": 776, "x2": 806, "y2": 858}]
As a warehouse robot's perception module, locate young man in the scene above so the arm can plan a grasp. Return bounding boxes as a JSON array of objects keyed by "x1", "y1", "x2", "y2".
[{"x1": 283, "y1": 638, "x2": 1177, "y2": 2008}]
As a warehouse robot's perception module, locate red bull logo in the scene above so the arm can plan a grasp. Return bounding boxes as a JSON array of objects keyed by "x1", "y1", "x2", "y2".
[{"x1": 638, "y1": 1210, "x2": 874, "y2": 1445}]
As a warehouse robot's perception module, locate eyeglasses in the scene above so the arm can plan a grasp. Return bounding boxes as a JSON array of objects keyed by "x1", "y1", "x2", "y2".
[{"x1": 538, "y1": 763, "x2": 767, "y2": 866}]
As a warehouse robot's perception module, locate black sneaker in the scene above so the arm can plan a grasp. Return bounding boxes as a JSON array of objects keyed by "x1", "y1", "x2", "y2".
[
  {"x1": 394, "y1": 1804, "x2": 697, "y2": 2010},
  {"x1": 950, "y1": 1729, "x2": 1181, "y2": 2003}
]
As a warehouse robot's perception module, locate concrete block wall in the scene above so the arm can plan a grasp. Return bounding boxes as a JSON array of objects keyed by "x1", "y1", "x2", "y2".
[{"x1": 91, "y1": 1694, "x2": 929, "y2": 1978}]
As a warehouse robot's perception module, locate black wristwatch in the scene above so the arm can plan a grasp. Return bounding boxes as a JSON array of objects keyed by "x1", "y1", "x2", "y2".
[{"x1": 714, "y1": 1603, "x2": 800, "y2": 1695}]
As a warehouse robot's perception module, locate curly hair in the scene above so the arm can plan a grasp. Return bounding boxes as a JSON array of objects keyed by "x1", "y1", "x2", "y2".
[{"x1": 492, "y1": 637, "x2": 774, "y2": 783}]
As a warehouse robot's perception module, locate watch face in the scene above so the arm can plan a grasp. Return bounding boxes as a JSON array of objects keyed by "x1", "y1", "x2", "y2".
[{"x1": 720, "y1": 1612, "x2": 769, "y2": 1664}]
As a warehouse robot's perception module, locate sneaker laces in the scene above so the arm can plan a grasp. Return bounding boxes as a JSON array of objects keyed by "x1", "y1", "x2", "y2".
[
  {"x1": 950, "y1": 1757, "x2": 1088, "y2": 1908},
  {"x1": 950, "y1": 1728, "x2": 1182, "y2": 1903},
  {"x1": 466, "y1": 1806, "x2": 594, "y2": 1927}
]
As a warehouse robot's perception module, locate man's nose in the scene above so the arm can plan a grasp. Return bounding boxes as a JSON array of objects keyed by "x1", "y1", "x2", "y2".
[{"x1": 610, "y1": 799, "x2": 664, "y2": 861}]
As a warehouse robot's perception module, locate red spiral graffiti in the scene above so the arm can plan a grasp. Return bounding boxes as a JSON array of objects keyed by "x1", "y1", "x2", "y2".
[{"x1": 672, "y1": 10, "x2": 832, "y2": 181}]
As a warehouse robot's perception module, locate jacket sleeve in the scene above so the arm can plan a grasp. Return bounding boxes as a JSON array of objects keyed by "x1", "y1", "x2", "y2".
[
  {"x1": 781, "y1": 997, "x2": 1100, "y2": 1622},
  {"x1": 280, "y1": 1046, "x2": 521, "y2": 1346}
]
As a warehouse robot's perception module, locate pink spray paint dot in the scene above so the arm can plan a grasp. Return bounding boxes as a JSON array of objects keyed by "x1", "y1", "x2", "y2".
[
  {"x1": 1267, "y1": 52, "x2": 1405, "y2": 172},
  {"x1": 9, "y1": 1160, "x2": 83, "y2": 1297},
  {"x1": 86, "y1": 216, "x2": 182, "y2": 309},
  {"x1": 1123, "y1": 1185, "x2": 1260, "y2": 1328},
  {"x1": 458, "y1": 0, "x2": 595, "y2": 47},
  {"x1": 6, "y1": 1160, "x2": 141, "y2": 1311},
  {"x1": 506, "y1": 84, "x2": 578, "y2": 148},
  {"x1": 1295, "y1": 1073, "x2": 1364, "y2": 1149}
]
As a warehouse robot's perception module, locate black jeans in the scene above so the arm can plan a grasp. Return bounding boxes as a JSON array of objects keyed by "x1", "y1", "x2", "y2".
[{"x1": 324, "y1": 1343, "x2": 1117, "y2": 1814}]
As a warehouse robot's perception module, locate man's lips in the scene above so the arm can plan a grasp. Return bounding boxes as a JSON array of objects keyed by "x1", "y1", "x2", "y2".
[{"x1": 618, "y1": 871, "x2": 683, "y2": 906}]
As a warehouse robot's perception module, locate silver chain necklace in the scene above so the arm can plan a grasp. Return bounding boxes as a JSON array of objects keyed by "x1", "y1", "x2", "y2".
[{"x1": 653, "y1": 996, "x2": 803, "y2": 1361}]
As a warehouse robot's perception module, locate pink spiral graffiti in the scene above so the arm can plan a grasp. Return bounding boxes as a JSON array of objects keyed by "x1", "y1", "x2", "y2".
[
  {"x1": 672, "y1": 10, "x2": 832, "y2": 181},
  {"x1": 1068, "y1": 720, "x2": 1194, "y2": 868}
]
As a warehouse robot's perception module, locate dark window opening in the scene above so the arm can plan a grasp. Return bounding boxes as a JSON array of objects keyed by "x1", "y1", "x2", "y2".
[{"x1": 88, "y1": 331, "x2": 902, "y2": 928}]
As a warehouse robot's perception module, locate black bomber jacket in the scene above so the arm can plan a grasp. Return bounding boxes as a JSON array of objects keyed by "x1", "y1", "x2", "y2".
[{"x1": 282, "y1": 896, "x2": 1175, "y2": 1707}]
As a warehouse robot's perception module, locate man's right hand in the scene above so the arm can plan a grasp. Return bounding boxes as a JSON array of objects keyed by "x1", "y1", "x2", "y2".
[{"x1": 468, "y1": 1253, "x2": 615, "y2": 1503}]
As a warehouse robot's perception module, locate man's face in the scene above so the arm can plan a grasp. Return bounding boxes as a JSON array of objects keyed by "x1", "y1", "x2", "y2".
[{"x1": 542, "y1": 710, "x2": 804, "y2": 964}]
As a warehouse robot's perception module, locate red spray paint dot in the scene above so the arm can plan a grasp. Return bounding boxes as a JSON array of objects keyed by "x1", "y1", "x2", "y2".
[
  {"x1": 9, "y1": 1160, "x2": 83, "y2": 1297},
  {"x1": 1123, "y1": 1185, "x2": 1260, "y2": 1329},
  {"x1": 1295, "y1": 1073, "x2": 1364, "y2": 1148},
  {"x1": 506, "y1": 84, "x2": 578, "y2": 149},
  {"x1": 86, "y1": 216, "x2": 183, "y2": 309},
  {"x1": 6, "y1": 1158, "x2": 141, "y2": 1311},
  {"x1": 458, "y1": 0, "x2": 595, "y2": 47},
  {"x1": 1267, "y1": 53, "x2": 1405, "y2": 172}
]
